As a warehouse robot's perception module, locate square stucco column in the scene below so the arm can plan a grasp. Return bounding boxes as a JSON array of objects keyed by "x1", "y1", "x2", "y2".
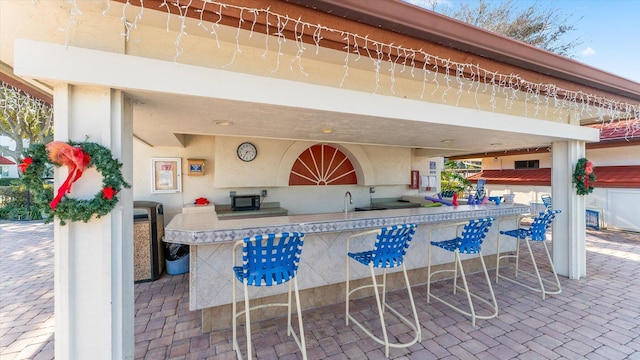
[
  {"x1": 551, "y1": 141, "x2": 586, "y2": 280},
  {"x1": 53, "y1": 85, "x2": 134, "y2": 359}
]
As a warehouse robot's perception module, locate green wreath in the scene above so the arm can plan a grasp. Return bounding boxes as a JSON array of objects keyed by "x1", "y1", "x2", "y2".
[
  {"x1": 19, "y1": 141, "x2": 131, "y2": 225},
  {"x1": 572, "y1": 157, "x2": 595, "y2": 196}
]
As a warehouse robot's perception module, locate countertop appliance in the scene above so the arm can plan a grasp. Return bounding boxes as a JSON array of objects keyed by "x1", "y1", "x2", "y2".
[{"x1": 231, "y1": 194, "x2": 261, "y2": 211}]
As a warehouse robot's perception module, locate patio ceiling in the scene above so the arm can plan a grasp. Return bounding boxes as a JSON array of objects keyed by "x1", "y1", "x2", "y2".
[{"x1": 128, "y1": 88, "x2": 589, "y2": 158}]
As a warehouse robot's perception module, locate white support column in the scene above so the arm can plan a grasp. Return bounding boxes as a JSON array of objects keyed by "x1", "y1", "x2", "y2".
[
  {"x1": 53, "y1": 85, "x2": 134, "y2": 360},
  {"x1": 551, "y1": 141, "x2": 586, "y2": 280}
]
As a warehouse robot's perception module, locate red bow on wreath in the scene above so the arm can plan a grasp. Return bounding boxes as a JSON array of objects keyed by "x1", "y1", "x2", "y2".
[
  {"x1": 583, "y1": 161, "x2": 593, "y2": 189},
  {"x1": 47, "y1": 141, "x2": 91, "y2": 211}
]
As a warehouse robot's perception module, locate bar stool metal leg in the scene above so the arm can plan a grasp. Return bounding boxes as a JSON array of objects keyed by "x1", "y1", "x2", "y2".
[
  {"x1": 497, "y1": 210, "x2": 562, "y2": 300},
  {"x1": 345, "y1": 224, "x2": 421, "y2": 358},
  {"x1": 232, "y1": 232, "x2": 307, "y2": 360},
  {"x1": 427, "y1": 217, "x2": 498, "y2": 326}
]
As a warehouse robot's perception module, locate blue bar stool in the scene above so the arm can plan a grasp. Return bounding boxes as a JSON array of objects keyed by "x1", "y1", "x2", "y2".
[
  {"x1": 232, "y1": 232, "x2": 307, "y2": 360},
  {"x1": 346, "y1": 224, "x2": 420, "y2": 358},
  {"x1": 427, "y1": 217, "x2": 498, "y2": 326},
  {"x1": 497, "y1": 210, "x2": 562, "y2": 300},
  {"x1": 541, "y1": 194, "x2": 552, "y2": 210}
]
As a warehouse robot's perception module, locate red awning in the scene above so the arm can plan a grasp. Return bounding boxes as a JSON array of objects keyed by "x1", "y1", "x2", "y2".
[{"x1": 467, "y1": 166, "x2": 640, "y2": 189}]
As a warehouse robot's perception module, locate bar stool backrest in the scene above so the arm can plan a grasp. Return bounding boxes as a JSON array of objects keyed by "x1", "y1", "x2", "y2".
[
  {"x1": 457, "y1": 217, "x2": 495, "y2": 254},
  {"x1": 541, "y1": 194, "x2": 552, "y2": 210},
  {"x1": 474, "y1": 178, "x2": 487, "y2": 200},
  {"x1": 240, "y1": 232, "x2": 305, "y2": 286},
  {"x1": 530, "y1": 210, "x2": 561, "y2": 241},
  {"x1": 371, "y1": 224, "x2": 417, "y2": 268}
]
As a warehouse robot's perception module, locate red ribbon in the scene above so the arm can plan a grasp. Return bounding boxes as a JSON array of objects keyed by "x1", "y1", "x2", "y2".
[
  {"x1": 584, "y1": 161, "x2": 593, "y2": 189},
  {"x1": 19, "y1": 157, "x2": 33, "y2": 173},
  {"x1": 46, "y1": 142, "x2": 91, "y2": 211}
]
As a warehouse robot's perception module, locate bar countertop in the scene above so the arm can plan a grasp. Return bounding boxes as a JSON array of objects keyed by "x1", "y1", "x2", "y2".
[{"x1": 164, "y1": 203, "x2": 530, "y2": 245}]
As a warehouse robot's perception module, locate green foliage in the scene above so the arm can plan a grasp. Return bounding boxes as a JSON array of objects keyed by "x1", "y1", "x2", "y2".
[
  {"x1": 0, "y1": 82, "x2": 53, "y2": 161},
  {"x1": 0, "y1": 183, "x2": 52, "y2": 220},
  {"x1": 0, "y1": 178, "x2": 18, "y2": 186},
  {"x1": 440, "y1": 171, "x2": 472, "y2": 197},
  {"x1": 424, "y1": 0, "x2": 582, "y2": 57}
]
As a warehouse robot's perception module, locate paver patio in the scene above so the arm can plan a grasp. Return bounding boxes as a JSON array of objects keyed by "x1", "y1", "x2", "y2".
[{"x1": 1, "y1": 220, "x2": 639, "y2": 359}]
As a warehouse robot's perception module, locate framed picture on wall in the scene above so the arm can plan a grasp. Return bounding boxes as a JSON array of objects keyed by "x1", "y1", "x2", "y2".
[{"x1": 151, "y1": 158, "x2": 182, "y2": 193}]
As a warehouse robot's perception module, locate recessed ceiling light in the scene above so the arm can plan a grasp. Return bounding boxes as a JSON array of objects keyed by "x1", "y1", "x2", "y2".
[
  {"x1": 215, "y1": 120, "x2": 233, "y2": 126},
  {"x1": 441, "y1": 139, "x2": 453, "y2": 144},
  {"x1": 321, "y1": 128, "x2": 334, "y2": 134}
]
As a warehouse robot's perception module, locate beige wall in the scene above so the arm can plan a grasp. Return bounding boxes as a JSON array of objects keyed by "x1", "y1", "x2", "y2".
[
  {"x1": 481, "y1": 144, "x2": 640, "y2": 170},
  {"x1": 1, "y1": 0, "x2": 573, "y2": 126},
  {"x1": 478, "y1": 144, "x2": 640, "y2": 232},
  {"x1": 134, "y1": 135, "x2": 423, "y2": 220}
]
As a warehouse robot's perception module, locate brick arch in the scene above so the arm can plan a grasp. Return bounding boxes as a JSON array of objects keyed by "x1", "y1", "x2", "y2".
[{"x1": 289, "y1": 144, "x2": 357, "y2": 185}]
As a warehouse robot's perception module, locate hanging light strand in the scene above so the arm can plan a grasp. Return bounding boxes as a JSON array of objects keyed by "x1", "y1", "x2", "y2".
[{"x1": 66, "y1": 0, "x2": 640, "y2": 135}]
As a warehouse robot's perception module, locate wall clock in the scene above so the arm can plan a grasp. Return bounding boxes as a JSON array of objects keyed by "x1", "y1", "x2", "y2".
[{"x1": 237, "y1": 142, "x2": 257, "y2": 162}]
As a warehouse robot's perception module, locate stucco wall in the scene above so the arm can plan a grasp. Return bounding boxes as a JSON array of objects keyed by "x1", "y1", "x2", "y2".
[
  {"x1": 584, "y1": 145, "x2": 640, "y2": 166},
  {"x1": 134, "y1": 135, "x2": 421, "y2": 220},
  {"x1": 133, "y1": 135, "x2": 215, "y2": 221},
  {"x1": 481, "y1": 144, "x2": 640, "y2": 170},
  {"x1": 479, "y1": 143, "x2": 640, "y2": 233}
]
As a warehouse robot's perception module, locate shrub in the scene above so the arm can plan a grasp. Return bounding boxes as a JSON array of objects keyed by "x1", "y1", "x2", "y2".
[
  {"x1": 0, "y1": 178, "x2": 18, "y2": 186},
  {"x1": 0, "y1": 182, "x2": 52, "y2": 220},
  {"x1": 440, "y1": 171, "x2": 472, "y2": 197}
]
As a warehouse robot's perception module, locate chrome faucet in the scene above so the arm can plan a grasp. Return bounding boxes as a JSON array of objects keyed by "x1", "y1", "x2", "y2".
[{"x1": 344, "y1": 191, "x2": 353, "y2": 215}]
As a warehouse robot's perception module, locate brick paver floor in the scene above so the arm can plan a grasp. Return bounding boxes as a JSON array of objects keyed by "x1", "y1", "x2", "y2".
[{"x1": 1, "y1": 220, "x2": 639, "y2": 359}]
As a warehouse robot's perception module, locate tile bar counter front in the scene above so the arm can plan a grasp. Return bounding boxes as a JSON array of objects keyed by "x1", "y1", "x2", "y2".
[{"x1": 165, "y1": 204, "x2": 530, "y2": 331}]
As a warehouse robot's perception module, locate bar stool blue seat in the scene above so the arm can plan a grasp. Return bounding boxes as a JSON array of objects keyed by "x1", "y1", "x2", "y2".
[
  {"x1": 346, "y1": 224, "x2": 420, "y2": 358},
  {"x1": 497, "y1": 210, "x2": 562, "y2": 300},
  {"x1": 232, "y1": 232, "x2": 307, "y2": 360},
  {"x1": 427, "y1": 217, "x2": 498, "y2": 326}
]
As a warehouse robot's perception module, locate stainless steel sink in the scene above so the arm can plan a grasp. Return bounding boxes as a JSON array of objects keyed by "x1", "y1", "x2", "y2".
[{"x1": 354, "y1": 206, "x2": 388, "y2": 211}]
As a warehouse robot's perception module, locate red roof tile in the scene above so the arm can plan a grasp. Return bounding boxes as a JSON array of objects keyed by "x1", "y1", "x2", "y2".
[
  {"x1": 593, "y1": 166, "x2": 640, "y2": 188},
  {"x1": 0, "y1": 156, "x2": 16, "y2": 165},
  {"x1": 467, "y1": 166, "x2": 640, "y2": 189},
  {"x1": 586, "y1": 119, "x2": 640, "y2": 141},
  {"x1": 467, "y1": 169, "x2": 550, "y2": 186}
]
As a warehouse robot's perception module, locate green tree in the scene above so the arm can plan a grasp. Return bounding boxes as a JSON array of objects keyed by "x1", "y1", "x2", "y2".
[
  {"x1": 440, "y1": 160, "x2": 473, "y2": 196},
  {"x1": 408, "y1": 0, "x2": 582, "y2": 57},
  {"x1": 0, "y1": 82, "x2": 53, "y2": 162}
]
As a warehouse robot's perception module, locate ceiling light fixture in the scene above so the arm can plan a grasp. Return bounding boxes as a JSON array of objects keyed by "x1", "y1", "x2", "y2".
[
  {"x1": 441, "y1": 139, "x2": 453, "y2": 144},
  {"x1": 321, "y1": 128, "x2": 334, "y2": 134},
  {"x1": 215, "y1": 120, "x2": 233, "y2": 126}
]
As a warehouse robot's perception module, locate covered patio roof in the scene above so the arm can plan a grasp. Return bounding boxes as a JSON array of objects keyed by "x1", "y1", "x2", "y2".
[{"x1": 3, "y1": 0, "x2": 639, "y2": 157}]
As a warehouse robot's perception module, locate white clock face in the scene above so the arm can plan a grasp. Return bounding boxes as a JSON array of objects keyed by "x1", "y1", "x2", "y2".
[{"x1": 237, "y1": 142, "x2": 257, "y2": 162}]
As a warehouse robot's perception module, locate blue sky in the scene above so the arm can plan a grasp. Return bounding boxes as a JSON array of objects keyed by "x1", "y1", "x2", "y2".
[
  {"x1": 406, "y1": 0, "x2": 640, "y2": 83},
  {"x1": 532, "y1": 0, "x2": 640, "y2": 83}
]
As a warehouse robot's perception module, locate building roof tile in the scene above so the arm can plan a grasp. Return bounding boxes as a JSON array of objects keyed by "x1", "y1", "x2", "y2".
[
  {"x1": 0, "y1": 155, "x2": 16, "y2": 165},
  {"x1": 586, "y1": 119, "x2": 640, "y2": 141},
  {"x1": 467, "y1": 166, "x2": 640, "y2": 188}
]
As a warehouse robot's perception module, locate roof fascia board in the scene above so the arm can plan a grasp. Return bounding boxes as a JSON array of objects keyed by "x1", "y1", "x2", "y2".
[{"x1": 288, "y1": 0, "x2": 640, "y2": 101}]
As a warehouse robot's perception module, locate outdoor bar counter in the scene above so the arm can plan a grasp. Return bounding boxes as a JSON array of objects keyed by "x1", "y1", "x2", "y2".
[{"x1": 165, "y1": 203, "x2": 530, "y2": 331}]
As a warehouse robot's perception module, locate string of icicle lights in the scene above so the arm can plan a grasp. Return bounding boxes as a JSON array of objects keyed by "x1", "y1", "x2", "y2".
[{"x1": 79, "y1": 0, "x2": 638, "y2": 139}]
